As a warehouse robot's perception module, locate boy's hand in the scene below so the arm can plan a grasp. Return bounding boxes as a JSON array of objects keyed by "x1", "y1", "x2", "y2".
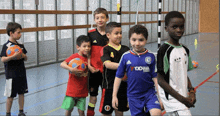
[
  {"x1": 112, "y1": 96, "x2": 118, "y2": 110},
  {"x1": 13, "y1": 51, "x2": 22, "y2": 59},
  {"x1": 70, "y1": 65, "x2": 84, "y2": 77},
  {"x1": 180, "y1": 96, "x2": 195, "y2": 108},
  {"x1": 88, "y1": 65, "x2": 99, "y2": 73},
  {"x1": 189, "y1": 92, "x2": 196, "y2": 104}
]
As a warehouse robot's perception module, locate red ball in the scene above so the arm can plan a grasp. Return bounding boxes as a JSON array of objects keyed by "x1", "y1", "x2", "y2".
[
  {"x1": 6, "y1": 45, "x2": 22, "y2": 59},
  {"x1": 68, "y1": 58, "x2": 87, "y2": 71},
  {"x1": 192, "y1": 60, "x2": 199, "y2": 68}
]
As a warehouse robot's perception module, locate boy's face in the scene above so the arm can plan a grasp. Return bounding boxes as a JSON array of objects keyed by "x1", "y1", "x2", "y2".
[
  {"x1": 77, "y1": 41, "x2": 91, "y2": 56},
  {"x1": 94, "y1": 13, "x2": 109, "y2": 28},
  {"x1": 165, "y1": 18, "x2": 185, "y2": 40},
  {"x1": 10, "y1": 28, "x2": 22, "y2": 40},
  {"x1": 106, "y1": 27, "x2": 122, "y2": 45},
  {"x1": 130, "y1": 33, "x2": 147, "y2": 53}
]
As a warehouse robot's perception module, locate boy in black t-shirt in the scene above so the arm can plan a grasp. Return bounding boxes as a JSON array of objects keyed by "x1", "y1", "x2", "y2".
[
  {"x1": 100, "y1": 22, "x2": 130, "y2": 116},
  {"x1": 0, "y1": 22, "x2": 28, "y2": 116}
]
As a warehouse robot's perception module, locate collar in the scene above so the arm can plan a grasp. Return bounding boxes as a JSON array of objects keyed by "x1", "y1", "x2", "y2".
[{"x1": 130, "y1": 49, "x2": 148, "y2": 56}]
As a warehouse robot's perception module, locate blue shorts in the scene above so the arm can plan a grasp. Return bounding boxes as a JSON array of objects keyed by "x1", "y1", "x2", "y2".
[{"x1": 128, "y1": 90, "x2": 161, "y2": 116}]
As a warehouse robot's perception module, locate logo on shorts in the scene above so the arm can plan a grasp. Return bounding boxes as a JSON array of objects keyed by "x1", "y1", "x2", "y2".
[
  {"x1": 145, "y1": 57, "x2": 152, "y2": 64},
  {"x1": 104, "y1": 105, "x2": 111, "y2": 111},
  {"x1": 155, "y1": 100, "x2": 159, "y2": 104}
]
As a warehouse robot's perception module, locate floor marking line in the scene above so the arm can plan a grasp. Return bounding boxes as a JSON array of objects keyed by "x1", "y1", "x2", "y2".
[{"x1": 162, "y1": 69, "x2": 219, "y2": 116}]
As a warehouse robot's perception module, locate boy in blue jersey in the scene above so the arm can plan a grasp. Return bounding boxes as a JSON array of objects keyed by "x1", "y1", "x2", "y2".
[
  {"x1": 112, "y1": 25, "x2": 163, "y2": 116},
  {"x1": 157, "y1": 11, "x2": 196, "y2": 116}
]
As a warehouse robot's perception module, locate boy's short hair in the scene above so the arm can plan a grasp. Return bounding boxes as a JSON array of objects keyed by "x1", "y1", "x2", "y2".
[
  {"x1": 165, "y1": 11, "x2": 185, "y2": 26},
  {"x1": 94, "y1": 7, "x2": 109, "y2": 19},
  {"x1": 76, "y1": 35, "x2": 90, "y2": 46},
  {"x1": 6, "y1": 22, "x2": 22, "y2": 36},
  {"x1": 129, "y1": 25, "x2": 148, "y2": 40},
  {"x1": 105, "y1": 22, "x2": 121, "y2": 34}
]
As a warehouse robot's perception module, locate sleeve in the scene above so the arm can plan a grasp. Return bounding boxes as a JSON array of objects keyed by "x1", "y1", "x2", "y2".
[
  {"x1": 188, "y1": 53, "x2": 194, "y2": 71},
  {"x1": 65, "y1": 54, "x2": 75, "y2": 63},
  {"x1": 115, "y1": 54, "x2": 126, "y2": 78},
  {"x1": 0, "y1": 45, "x2": 7, "y2": 57},
  {"x1": 150, "y1": 54, "x2": 157, "y2": 78},
  {"x1": 157, "y1": 47, "x2": 166, "y2": 76},
  {"x1": 101, "y1": 46, "x2": 111, "y2": 64},
  {"x1": 21, "y1": 44, "x2": 27, "y2": 54}
]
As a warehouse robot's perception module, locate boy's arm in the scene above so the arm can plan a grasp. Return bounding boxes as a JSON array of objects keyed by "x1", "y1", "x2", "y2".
[
  {"x1": 112, "y1": 77, "x2": 122, "y2": 110},
  {"x1": 88, "y1": 58, "x2": 99, "y2": 73},
  {"x1": 157, "y1": 73, "x2": 195, "y2": 108},
  {"x1": 187, "y1": 77, "x2": 196, "y2": 104},
  {"x1": 60, "y1": 61, "x2": 83, "y2": 77},
  {"x1": 152, "y1": 77, "x2": 164, "y2": 110},
  {"x1": 104, "y1": 61, "x2": 119, "y2": 70},
  {"x1": 1, "y1": 51, "x2": 22, "y2": 62}
]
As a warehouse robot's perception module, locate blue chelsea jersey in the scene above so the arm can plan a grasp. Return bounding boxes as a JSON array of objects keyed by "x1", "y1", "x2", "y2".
[{"x1": 116, "y1": 49, "x2": 157, "y2": 98}]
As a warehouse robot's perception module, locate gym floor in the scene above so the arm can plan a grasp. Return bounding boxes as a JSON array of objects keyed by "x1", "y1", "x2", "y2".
[{"x1": 0, "y1": 33, "x2": 218, "y2": 115}]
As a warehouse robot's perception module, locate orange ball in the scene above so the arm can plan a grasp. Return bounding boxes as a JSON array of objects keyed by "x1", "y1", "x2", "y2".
[
  {"x1": 192, "y1": 60, "x2": 198, "y2": 68},
  {"x1": 6, "y1": 45, "x2": 22, "y2": 59},
  {"x1": 68, "y1": 58, "x2": 87, "y2": 71}
]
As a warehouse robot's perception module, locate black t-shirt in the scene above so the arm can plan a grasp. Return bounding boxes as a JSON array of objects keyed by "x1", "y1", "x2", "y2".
[
  {"x1": 101, "y1": 44, "x2": 130, "y2": 89},
  {"x1": 0, "y1": 40, "x2": 27, "y2": 79}
]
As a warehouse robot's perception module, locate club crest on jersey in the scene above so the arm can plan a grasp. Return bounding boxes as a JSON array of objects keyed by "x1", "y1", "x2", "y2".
[
  {"x1": 110, "y1": 52, "x2": 114, "y2": 58},
  {"x1": 145, "y1": 57, "x2": 152, "y2": 64},
  {"x1": 104, "y1": 105, "x2": 111, "y2": 111},
  {"x1": 93, "y1": 40, "x2": 97, "y2": 43}
]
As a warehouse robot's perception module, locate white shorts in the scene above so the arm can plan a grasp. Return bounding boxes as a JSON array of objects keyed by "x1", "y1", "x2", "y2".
[{"x1": 167, "y1": 109, "x2": 191, "y2": 116}]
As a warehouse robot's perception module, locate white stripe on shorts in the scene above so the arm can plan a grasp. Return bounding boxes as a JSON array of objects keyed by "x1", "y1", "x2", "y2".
[
  {"x1": 168, "y1": 109, "x2": 192, "y2": 116},
  {"x1": 4, "y1": 78, "x2": 12, "y2": 97}
]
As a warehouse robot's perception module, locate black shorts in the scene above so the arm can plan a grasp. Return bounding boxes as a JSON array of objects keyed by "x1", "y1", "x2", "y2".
[
  {"x1": 99, "y1": 88, "x2": 129, "y2": 114},
  {"x1": 89, "y1": 71, "x2": 103, "y2": 96},
  {"x1": 4, "y1": 77, "x2": 28, "y2": 98}
]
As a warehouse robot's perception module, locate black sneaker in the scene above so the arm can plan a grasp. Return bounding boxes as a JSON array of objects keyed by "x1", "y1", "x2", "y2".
[
  {"x1": 6, "y1": 113, "x2": 11, "y2": 116},
  {"x1": 18, "y1": 112, "x2": 26, "y2": 116}
]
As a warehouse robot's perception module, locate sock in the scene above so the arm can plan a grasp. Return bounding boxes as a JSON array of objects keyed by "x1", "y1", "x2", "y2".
[
  {"x1": 19, "y1": 110, "x2": 23, "y2": 113},
  {"x1": 6, "y1": 112, "x2": 11, "y2": 116},
  {"x1": 87, "y1": 103, "x2": 95, "y2": 116}
]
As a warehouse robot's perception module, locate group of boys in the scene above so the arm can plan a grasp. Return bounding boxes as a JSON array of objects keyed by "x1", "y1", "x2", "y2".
[{"x1": 1, "y1": 7, "x2": 196, "y2": 116}]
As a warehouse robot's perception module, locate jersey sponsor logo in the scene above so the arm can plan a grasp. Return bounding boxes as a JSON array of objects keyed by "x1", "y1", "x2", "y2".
[
  {"x1": 126, "y1": 60, "x2": 131, "y2": 65},
  {"x1": 110, "y1": 52, "x2": 114, "y2": 58},
  {"x1": 174, "y1": 57, "x2": 181, "y2": 62},
  {"x1": 145, "y1": 57, "x2": 152, "y2": 64},
  {"x1": 130, "y1": 66, "x2": 150, "y2": 72},
  {"x1": 93, "y1": 40, "x2": 97, "y2": 43},
  {"x1": 104, "y1": 105, "x2": 111, "y2": 111}
]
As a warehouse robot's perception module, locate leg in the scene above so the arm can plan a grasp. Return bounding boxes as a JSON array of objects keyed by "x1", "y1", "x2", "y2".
[
  {"x1": 149, "y1": 108, "x2": 161, "y2": 116},
  {"x1": 78, "y1": 109, "x2": 85, "y2": 116},
  {"x1": 6, "y1": 97, "x2": 13, "y2": 114},
  {"x1": 65, "y1": 108, "x2": 73, "y2": 116},
  {"x1": 18, "y1": 94, "x2": 24, "y2": 111},
  {"x1": 114, "y1": 110, "x2": 123, "y2": 116},
  {"x1": 87, "y1": 71, "x2": 102, "y2": 116}
]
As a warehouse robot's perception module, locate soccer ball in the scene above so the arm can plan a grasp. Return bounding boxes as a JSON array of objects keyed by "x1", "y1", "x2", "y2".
[
  {"x1": 6, "y1": 45, "x2": 22, "y2": 59},
  {"x1": 192, "y1": 60, "x2": 198, "y2": 68},
  {"x1": 68, "y1": 58, "x2": 87, "y2": 71}
]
